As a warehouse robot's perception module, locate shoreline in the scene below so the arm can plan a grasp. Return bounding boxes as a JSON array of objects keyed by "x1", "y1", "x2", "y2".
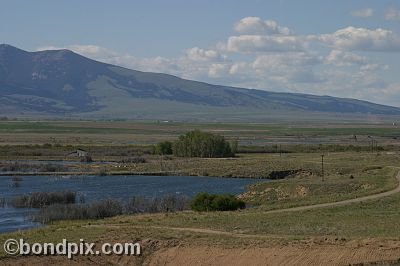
[{"x1": 0, "y1": 171, "x2": 269, "y2": 179}]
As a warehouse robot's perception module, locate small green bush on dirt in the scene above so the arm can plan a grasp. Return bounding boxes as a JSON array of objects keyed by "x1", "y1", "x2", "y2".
[{"x1": 190, "y1": 192, "x2": 245, "y2": 212}]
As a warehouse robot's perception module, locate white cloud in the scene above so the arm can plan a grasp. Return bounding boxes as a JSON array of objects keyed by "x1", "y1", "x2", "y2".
[
  {"x1": 253, "y1": 52, "x2": 321, "y2": 69},
  {"x1": 226, "y1": 35, "x2": 306, "y2": 53},
  {"x1": 208, "y1": 63, "x2": 230, "y2": 78},
  {"x1": 251, "y1": 52, "x2": 323, "y2": 84},
  {"x1": 351, "y1": 8, "x2": 373, "y2": 18},
  {"x1": 360, "y1": 63, "x2": 389, "y2": 72},
  {"x1": 185, "y1": 47, "x2": 224, "y2": 62},
  {"x1": 318, "y1": 27, "x2": 400, "y2": 52},
  {"x1": 36, "y1": 16, "x2": 400, "y2": 107},
  {"x1": 385, "y1": 7, "x2": 400, "y2": 21},
  {"x1": 325, "y1": 50, "x2": 367, "y2": 66},
  {"x1": 234, "y1": 17, "x2": 291, "y2": 35}
]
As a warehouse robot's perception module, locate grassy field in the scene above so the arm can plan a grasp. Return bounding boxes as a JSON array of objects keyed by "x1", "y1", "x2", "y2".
[
  {"x1": 1, "y1": 178, "x2": 400, "y2": 258},
  {"x1": 1, "y1": 121, "x2": 400, "y2": 264},
  {"x1": 0, "y1": 152, "x2": 399, "y2": 245},
  {"x1": 0, "y1": 120, "x2": 400, "y2": 146}
]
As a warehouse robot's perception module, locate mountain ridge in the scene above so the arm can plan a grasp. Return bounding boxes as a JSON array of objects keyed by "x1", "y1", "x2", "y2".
[{"x1": 0, "y1": 44, "x2": 399, "y2": 120}]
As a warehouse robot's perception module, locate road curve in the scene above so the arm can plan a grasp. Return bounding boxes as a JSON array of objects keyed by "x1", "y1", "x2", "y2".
[
  {"x1": 264, "y1": 169, "x2": 400, "y2": 214},
  {"x1": 140, "y1": 170, "x2": 400, "y2": 238}
]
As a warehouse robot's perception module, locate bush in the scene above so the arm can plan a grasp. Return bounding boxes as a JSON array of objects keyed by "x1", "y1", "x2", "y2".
[
  {"x1": 190, "y1": 192, "x2": 245, "y2": 212},
  {"x1": 12, "y1": 191, "x2": 76, "y2": 208},
  {"x1": 32, "y1": 195, "x2": 190, "y2": 223},
  {"x1": 119, "y1": 157, "x2": 147, "y2": 163},
  {"x1": 173, "y1": 130, "x2": 235, "y2": 158},
  {"x1": 86, "y1": 199, "x2": 123, "y2": 219},
  {"x1": 154, "y1": 141, "x2": 173, "y2": 155},
  {"x1": 0, "y1": 162, "x2": 67, "y2": 172},
  {"x1": 80, "y1": 155, "x2": 93, "y2": 163},
  {"x1": 212, "y1": 194, "x2": 246, "y2": 211},
  {"x1": 126, "y1": 195, "x2": 190, "y2": 214},
  {"x1": 32, "y1": 199, "x2": 123, "y2": 223}
]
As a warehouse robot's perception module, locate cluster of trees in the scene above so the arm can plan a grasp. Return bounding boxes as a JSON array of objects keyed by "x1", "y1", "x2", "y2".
[
  {"x1": 190, "y1": 192, "x2": 245, "y2": 212},
  {"x1": 154, "y1": 130, "x2": 237, "y2": 158}
]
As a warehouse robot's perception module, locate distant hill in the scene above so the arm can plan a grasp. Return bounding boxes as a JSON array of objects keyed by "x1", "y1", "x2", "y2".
[{"x1": 1, "y1": 44, "x2": 399, "y2": 121}]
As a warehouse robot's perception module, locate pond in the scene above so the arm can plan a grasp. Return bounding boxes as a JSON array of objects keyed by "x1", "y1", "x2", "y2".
[{"x1": 0, "y1": 175, "x2": 262, "y2": 233}]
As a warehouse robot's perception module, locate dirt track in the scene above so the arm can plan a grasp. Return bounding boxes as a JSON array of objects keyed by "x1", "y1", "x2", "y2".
[
  {"x1": 143, "y1": 169, "x2": 400, "y2": 239},
  {"x1": 263, "y1": 169, "x2": 400, "y2": 214},
  {"x1": 147, "y1": 170, "x2": 400, "y2": 265}
]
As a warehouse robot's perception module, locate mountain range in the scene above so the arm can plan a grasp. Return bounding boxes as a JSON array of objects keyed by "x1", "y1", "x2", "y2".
[{"x1": 1, "y1": 44, "x2": 399, "y2": 121}]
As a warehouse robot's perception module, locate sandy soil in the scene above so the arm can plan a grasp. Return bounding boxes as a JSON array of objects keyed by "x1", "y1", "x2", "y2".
[
  {"x1": 2, "y1": 243, "x2": 400, "y2": 266},
  {"x1": 148, "y1": 245, "x2": 400, "y2": 266}
]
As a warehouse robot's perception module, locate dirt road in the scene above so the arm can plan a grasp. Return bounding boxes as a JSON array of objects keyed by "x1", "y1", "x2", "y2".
[{"x1": 264, "y1": 168, "x2": 400, "y2": 214}]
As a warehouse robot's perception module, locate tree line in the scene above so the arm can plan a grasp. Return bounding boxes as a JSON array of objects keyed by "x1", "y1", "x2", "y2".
[{"x1": 154, "y1": 130, "x2": 237, "y2": 158}]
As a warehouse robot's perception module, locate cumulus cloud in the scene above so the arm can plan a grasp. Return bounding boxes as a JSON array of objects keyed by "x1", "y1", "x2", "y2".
[
  {"x1": 325, "y1": 50, "x2": 367, "y2": 66},
  {"x1": 253, "y1": 52, "x2": 321, "y2": 69},
  {"x1": 226, "y1": 35, "x2": 306, "y2": 53},
  {"x1": 351, "y1": 8, "x2": 373, "y2": 18},
  {"x1": 36, "y1": 16, "x2": 400, "y2": 106},
  {"x1": 385, "y1": 7, "x2": 400, "y2": 21},
  {"x1": 317, "y1": 27, "x2": 400, "y2": 52},
  {"x1": 234, "y1": 17, "x2": 291, "y2": 35},
  {"x1": 251, "y1": 52, "x2": 324, "y2": 84},
  {"x1": 208, "y1": 63, "x2": 230, "y2": 78},
  {"x1": 185, "y1": 47, "x2": 224, "y2": 62}
]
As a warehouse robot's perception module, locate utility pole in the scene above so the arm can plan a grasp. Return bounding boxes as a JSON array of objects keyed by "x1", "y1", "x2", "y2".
[
  {"x1": 279, "y1": 144, "x2": 282, "y2": 157},
  {"x1": 367, "y1": 136, "x2": 376, "y2": 153},
  {"x1": 321, "y1": 154, "x2": 324, "y2": 182}
]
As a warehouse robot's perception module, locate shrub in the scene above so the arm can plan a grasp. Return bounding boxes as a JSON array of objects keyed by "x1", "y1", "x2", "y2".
[
  {"x1": 190, "y1": 192, "x2": 245, "y2": 212},
  {"x1": 32, "y1": 195, "x2": 190, "y2": 223},
  {"x1": 212, "y1": 194, "x2": 246, "y2": 211},
  {"x1": 32, "y1": 199, "x2": 123, "y2": 223},
  {"x1": 125, "y1": 195, "x2": 190, "y2": 214},
  {"x1": 80, "y1": 155, "x2": 93, "y2": 163},
  {"x1": 87, "y1": 199, "x2": 123, "y2": 219},
  {"x1": 173, "y1": 130, "x2": 235, "y2": 158},
  {"x1": 119, "y1": 157, "x2": 147, "y2": 163},
  {"x1": 154, "y1": 141, "x2": 173, "y2": 155},
  {"x1": 12, "y1": 191, "x2": 76, "y2": 208},
  {"x1": 0, "y1": 162, "x2": 66, "y2": 172}
]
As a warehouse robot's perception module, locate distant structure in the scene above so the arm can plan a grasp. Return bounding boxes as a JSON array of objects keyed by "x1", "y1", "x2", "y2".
[
  {"x1": 67, "y1": 149, "x2": 92, "y2": 162},
  {"x1": 68, "y1": 149, "x2": 89, "y2": 158}
]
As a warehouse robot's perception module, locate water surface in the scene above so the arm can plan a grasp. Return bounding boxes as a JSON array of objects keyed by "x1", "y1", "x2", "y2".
[{"x1": 0, "y1": 175, "x2": 261, "y2": 233}]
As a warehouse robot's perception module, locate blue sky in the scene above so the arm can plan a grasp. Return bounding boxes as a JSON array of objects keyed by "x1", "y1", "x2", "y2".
[{"x1": 1, "y1": 0, "x2": 400, "y2": 106}]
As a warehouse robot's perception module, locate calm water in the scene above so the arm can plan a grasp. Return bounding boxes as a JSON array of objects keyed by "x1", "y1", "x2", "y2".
[{"x1": 0, "y1": 175, "x2": 261, "y2": 233}]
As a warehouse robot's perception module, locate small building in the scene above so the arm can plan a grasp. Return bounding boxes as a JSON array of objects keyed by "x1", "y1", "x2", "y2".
[
  {"x1": 68, "y1": 149, "x2": 89, "y2": 158},
  {"x1": 76, "y1": 149, "x2": 88, "y2": 157}
]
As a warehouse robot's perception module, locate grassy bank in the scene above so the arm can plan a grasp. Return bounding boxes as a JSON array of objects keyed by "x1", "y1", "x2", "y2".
[{"x1": 2, "y1": 183, "x2": 400, "y2": 259}]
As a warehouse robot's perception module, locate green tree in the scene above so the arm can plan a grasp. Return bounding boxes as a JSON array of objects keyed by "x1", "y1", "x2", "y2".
[
  {"x1": 173, "y1": 130, "x2": 236, "y2": 158},
  {"x1": 154, "y1": 141, "x2": 173, "y2": 155}
]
